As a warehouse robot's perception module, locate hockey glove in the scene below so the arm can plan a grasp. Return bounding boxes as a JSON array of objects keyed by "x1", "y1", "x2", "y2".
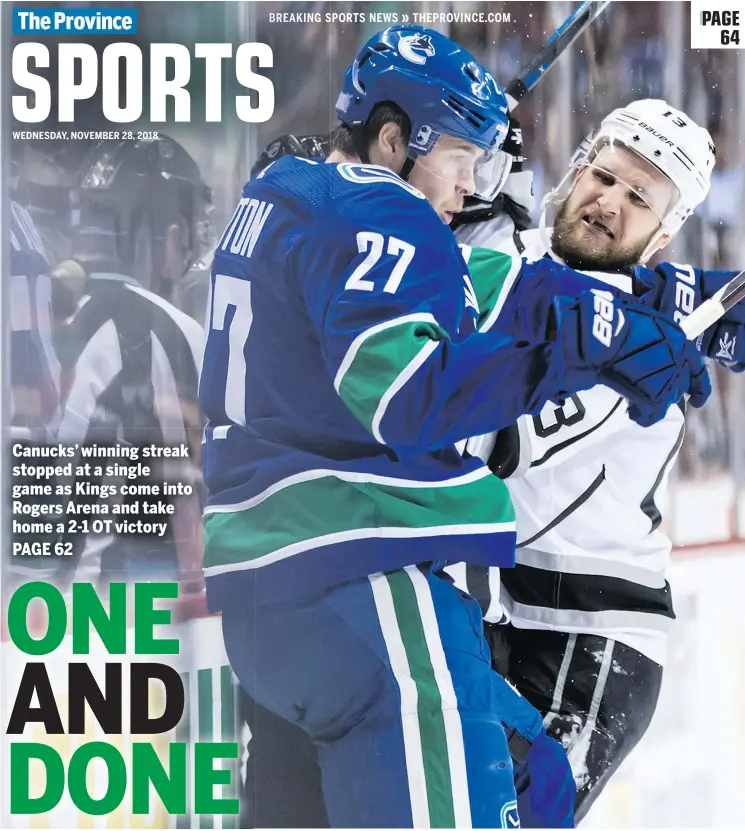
[
  {"x1": 502, "y1": 115, "x2": 525, "y2": 174},
  {"x1": 494, "y1": 670, "x2": 576, "y2": 828},
  {"x1": 552, "y1": 288, "x2": 711, "y2": 427},
  {"x1": 513, "y1": 728, "x2": 576, "y2": 829},
  {"x1": 635, "y1": 262, "x2": 745, "y2": 371},
  {"x1": 250, "y1": 134, "x2": 329, "y2": 178}
]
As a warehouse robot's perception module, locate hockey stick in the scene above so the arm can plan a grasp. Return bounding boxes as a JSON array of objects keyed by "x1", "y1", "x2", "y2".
[
  {"x1": 679, "y1": 269, "x2": 745, "y2": 340},
  {"x1": 505, "y1": 0, "x2": 613, "y2": 112}
]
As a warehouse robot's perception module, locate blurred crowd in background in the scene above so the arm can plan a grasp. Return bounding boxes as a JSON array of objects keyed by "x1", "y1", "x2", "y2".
[{"x1": 8, "y1": 0, "x2": 745, "y2": 543}]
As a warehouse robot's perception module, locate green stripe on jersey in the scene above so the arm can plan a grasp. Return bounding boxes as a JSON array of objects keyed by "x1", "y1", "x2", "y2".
[
  {"x1": 203, "y1": 469, "x2": 515, "y2": 572},
  {"x1": 466, "y1": 247, "x2": 522, "y2": 332},
  {"x1": 387, "y1": 569, "x2": 455, "y2": 827},
  {"x1": 337, "y1": 317, "x2": 449, "y2": 438}
]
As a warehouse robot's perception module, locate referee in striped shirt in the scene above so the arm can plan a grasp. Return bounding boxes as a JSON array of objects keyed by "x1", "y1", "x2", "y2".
[{"x1": 54, "y1": 137, "x2": 212, "y2": 587}]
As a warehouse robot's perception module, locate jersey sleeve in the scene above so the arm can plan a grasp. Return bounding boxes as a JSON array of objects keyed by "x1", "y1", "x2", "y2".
[
  {"x1": 301, "y1": 176, "x2": 577, "y2": 451},
  {"x1": 458, "y1": 245, "x2": 523, "y2": 332}
]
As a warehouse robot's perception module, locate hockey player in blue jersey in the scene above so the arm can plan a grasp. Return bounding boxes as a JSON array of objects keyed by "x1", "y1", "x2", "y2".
[{"x1": 199, "y1": 26, "x2": 710, "y2": 827}]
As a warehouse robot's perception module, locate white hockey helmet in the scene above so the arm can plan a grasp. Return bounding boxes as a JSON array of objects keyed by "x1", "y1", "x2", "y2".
[
  {"x1": 540, "y1": 99, "x2": 716, "y2": 262},
  {"x1": 582, "y1": 99, "x2": 715, "y2": 234}
]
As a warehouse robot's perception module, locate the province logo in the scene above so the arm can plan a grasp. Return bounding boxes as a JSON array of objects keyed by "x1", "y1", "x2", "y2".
[{"x1": 399, "y1": 33, "x2": 435, "y2": 65}]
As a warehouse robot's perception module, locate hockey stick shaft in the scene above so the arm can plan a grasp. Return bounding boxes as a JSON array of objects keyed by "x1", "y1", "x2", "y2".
[
  {"x1": 679, "y1": 269, "x2": 745, "y2": 340},
  {"x1": 505, "y1": 0, "x2": 613, "y2": 112}
]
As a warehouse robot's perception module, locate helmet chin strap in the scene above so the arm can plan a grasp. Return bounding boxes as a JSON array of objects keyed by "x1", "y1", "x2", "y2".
[
  {"x1": 639, "y1": 213, "x2": 686, "y2": 264},
  {"x1": 400, "y1": 156, "x2": 416, "y2": 181},
  {"x1": 354, "y1": 125, "x2": 415, "y2": 180},
  {"x1": 539, "y1": 167, "x2": 576, "y2": 265},
  {"x1": 539, "y1": 195, "x2": 563, "y2": 264},
  {"x1": 639, "y1": 227, "x2": 667, "y2": 265}
]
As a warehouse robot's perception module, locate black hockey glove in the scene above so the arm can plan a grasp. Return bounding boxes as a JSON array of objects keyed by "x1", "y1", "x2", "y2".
[
  {"x1": 502, "y1": 115, "x2": 525, "y2": 174},
  {"x1": 250, "y1": 134, "x2": 330, "y2": 178}
]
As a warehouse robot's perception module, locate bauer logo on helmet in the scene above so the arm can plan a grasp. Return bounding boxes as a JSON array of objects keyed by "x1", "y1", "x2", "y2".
[{"x1": 415, "y1": 124, "x2": 434, "y2": 148}]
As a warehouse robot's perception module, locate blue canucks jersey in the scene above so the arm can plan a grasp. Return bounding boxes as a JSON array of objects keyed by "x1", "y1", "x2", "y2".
[{"x1": 200, "y1": 158, "x2": 569, "y2": 608}]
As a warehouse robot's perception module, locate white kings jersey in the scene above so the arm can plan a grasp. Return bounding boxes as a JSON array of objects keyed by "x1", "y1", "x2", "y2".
[{"x1": 453, "y1": 220, "x2": 684, "y2": 667}]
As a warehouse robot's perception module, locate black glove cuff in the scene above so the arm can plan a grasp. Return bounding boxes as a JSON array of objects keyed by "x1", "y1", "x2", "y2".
[{"x1": 503, "y1": 724, "x2": 532, "y2": 764}]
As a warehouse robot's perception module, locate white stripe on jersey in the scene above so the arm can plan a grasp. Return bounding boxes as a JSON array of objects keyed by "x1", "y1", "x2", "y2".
[{"x1": 516, "y1": 545, "x2": 667, "y2": 590}]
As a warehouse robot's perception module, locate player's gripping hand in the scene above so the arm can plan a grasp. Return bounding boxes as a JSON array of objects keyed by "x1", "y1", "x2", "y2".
[
  {"x1": 635, "y1": 262, "x2": 745, "y2": 371},
  {"x1": 250, "y1": 133, "x2": 329, "y2": 178},
  {"x1": 513, "y1": 728, "x2": 576, "y2": 828},
  {"x1": 553, "y1": 288, "x2": 711, "y2": 427}
]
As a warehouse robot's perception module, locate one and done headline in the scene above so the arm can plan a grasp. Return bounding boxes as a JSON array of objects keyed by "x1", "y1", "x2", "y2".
[
  {"x1": 5, "y1": 582, "x2": 239, "y2": 816},
  {"x1": 12, "y1": 8, "x2": 274, "y2": 123}
]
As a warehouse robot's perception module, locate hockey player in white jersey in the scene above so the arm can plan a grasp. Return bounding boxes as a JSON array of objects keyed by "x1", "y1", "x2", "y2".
[{"x1": 455, "y1": 98, "x2": 742, "y2": 820}]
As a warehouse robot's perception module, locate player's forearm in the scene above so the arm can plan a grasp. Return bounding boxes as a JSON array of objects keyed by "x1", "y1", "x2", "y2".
[
  {"x1": 328, "y1": 293, "x2": 615, "y2": 452},
  {"x1": 366, "y1": 327, "x2": 598, "y2": 451},
  {"x1": 497, "y1": 257, "x2": 629, "y2": 342}
]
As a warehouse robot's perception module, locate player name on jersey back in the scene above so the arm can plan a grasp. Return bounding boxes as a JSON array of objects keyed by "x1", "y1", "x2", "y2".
[{"x1": 219, "y1": 198, "x2": 274, "y2": 259}]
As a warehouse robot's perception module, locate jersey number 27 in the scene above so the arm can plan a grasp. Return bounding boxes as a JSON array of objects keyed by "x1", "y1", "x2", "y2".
[{"x1": 345, "y1": 232, "x2": 415, "y2": 294}]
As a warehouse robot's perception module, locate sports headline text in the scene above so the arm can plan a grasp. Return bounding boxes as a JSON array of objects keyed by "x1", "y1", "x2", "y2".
[{"x1": 11, "y1": 42, "x2": 275, "y2": 123}]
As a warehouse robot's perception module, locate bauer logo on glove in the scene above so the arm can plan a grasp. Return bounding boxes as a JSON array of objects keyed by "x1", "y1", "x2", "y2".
[
  {"x1": 635, "y1": 261, "x2": 745, "y2": 371},
  {"x1": 552, "y1": 288, "x2": 711, "y2": 427},
  {"x1": 591, "y1": 289, "x2": 624, "y2": 347}
]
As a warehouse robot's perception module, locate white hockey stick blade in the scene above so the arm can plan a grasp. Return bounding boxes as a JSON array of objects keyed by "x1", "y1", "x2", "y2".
[{"x1": 679, "y1": 269, "x2": 745, "y2": 340}]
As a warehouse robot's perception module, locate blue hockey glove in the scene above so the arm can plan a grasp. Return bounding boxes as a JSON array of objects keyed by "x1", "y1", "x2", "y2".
[
  {"x1": 494, "y1": 672, "x2": 575, "y2": 828},
  {"x1": 513, "y1": 728, "x2": 576, "y2": 829},
  {"x1": 552, "y1": 288, "x2": 711, "y2": 427},
  {"x1": 635, "y1": 262, "x2": 745, "y2": 372}
]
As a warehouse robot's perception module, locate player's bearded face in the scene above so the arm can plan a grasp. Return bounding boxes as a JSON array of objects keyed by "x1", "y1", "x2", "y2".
[
  {"x1": 552, "y1": 143, "x2": 678, "y2": 271},
  {"x1": 408, "y1": 135, "x2": 484, "y2": 224}
]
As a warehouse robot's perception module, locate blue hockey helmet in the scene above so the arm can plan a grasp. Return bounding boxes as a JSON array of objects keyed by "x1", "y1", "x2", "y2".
[{"x1": 335, "y1": 26, "x2": 512, "y2": 201}]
